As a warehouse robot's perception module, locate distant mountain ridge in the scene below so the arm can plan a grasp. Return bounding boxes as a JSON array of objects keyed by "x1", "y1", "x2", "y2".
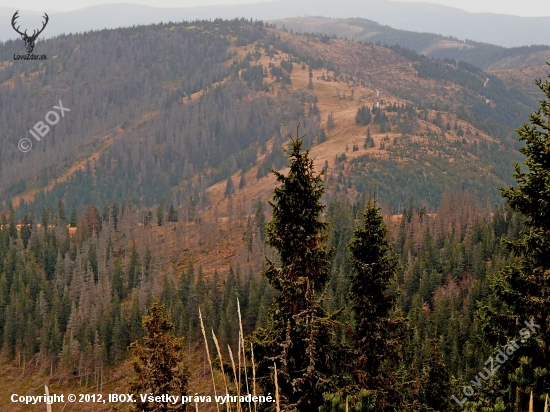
[
  {"x1": 1, "y1": 0, "x2": 550, "y2": 48},
  {"x1": 271, "y1": 17, "x2": 550, "y2": 70}
]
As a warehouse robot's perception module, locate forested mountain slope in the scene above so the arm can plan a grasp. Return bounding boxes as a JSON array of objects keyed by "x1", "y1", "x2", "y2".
[
  {"x1": 0, "y1": 20, "x2": 307, "y2": 212},
  {"x1": 0, "y1": 19, "x2": 537, "y2": 217}
]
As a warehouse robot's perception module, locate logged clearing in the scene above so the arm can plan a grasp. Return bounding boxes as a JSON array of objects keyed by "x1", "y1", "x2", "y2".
[{"x1": 204, "y1": 34, "x2": 494, "y2": 217}]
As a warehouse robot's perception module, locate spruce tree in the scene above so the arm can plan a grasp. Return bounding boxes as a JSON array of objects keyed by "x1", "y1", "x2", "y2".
[
  {"x1": 112, "y1": 258, "x2": 124, "y2": 300},
  {"x1": 327, "y1": 112, "x2": 335, "y2": 129},
  {"x1": 130, "y1": 298, "x2": 189, "y2": 412},
  {"x1": 251, "y1": 126, "x2": 339, "y2": 412},
  {"x1": 418, "y1": 340, "x2": 451, "y2": 411},
  {"x1": 157, "y1": 199, "x2": 166, "y2": 226},
  {"x1": 69, "y1": 202, "x2": 78, "y2": 227},
  {"x1": 88, "y1": 242, "x2": 99, "y2": 282},
  {"x1": 346, "y1": 201, "x2": 406, "y2": 409},
  {"x1": 243, "y1": 217, "x2": 254, "y2": 258},
  {"x1": 57, "y1": 199, "x2": 67, "y2": 225},
  {"x1": 355, "y1": 105, "x2": 372, "y2": 126},
  {"x1": 128, "y1": 242, "x2": 141, "y2": 289},
  {"x1": 144, "y1": 246, "x2": 153, "y2": 278},
  {"x1": 102, "y1": 202, "x2": 111, "y2": 225},
  {"x1": 224, "y1": 176, "x2": 236, "y2": 197},
  {"x1": 239, "y1": 170, "x2": 246, "y2": 190},
  {"x1": 8, "y1": 204, "x2": 17, "y2": 240},
  {"x1": 478, "y1": 66, "x2": 550, "y2": 410},
  {"x1": 318, "y1": 128, "x2": 327, "y2": 144},
  {"x1": 254, "y1": 199, "x2": 266, "y2": 242},
  {"x1": 112, "y1": 202, "x2": 120, "y2": 231},
  {"x1": 167, "y1": 205, "x2": 178, "y2": 222},
  {"x1": 20, "y1": 214, "x2": 32, "y2": 249}
]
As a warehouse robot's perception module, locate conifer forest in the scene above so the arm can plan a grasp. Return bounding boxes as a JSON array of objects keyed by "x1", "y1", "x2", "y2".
[{"x1": 1, "y1": 17, "x2": 550, "y2": 412}]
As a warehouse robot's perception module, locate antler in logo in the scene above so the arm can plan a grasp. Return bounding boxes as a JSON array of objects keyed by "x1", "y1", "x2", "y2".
[{"x1": 11, "y1": 11, "x2": 49, "y2": 54}]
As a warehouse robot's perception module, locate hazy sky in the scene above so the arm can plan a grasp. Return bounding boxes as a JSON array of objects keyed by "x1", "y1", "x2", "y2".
[
  {"x1": 397, "y1": 0, "x2": 550, "y2": 17},
  {"x1": 1, "y1": 0, "x2": 549, "y2": 17}
]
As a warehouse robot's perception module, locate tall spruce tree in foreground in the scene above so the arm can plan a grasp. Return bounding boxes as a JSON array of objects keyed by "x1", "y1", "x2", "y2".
[
  {"x1": 252, "y1": 126, "x2": 339, "y2": 412},
  {"x1": 346, "y1": 202, "x2": 407, "y2": 410},
  {"x1": 477, "y1": 66, "x2": 550, "y2": 410},
  {"x1": 130, "y1": 298, "x2": 189, "y2": 411}
]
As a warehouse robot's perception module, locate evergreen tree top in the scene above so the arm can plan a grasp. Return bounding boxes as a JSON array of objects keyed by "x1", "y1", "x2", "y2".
[
  {"x1": 502, "y1": 65, "x2": 550, "y2": 232},
  {"x1": 129, "y1": 298, "x2": 188, "y2": 411},
  {"x1": 268, "y1": 127, "x2": 327, "y2": 249},
  {"x1": 137, "y1": 298, "x2": 177, "y2": 344},
  {"x1": 266, "y1": 125, "x2": 331, "y2": 293}
]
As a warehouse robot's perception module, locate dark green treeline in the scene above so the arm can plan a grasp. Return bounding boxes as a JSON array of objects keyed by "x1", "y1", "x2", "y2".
[{"x1": 0, "y1": 192, "x2": 520, "y2": 409}]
